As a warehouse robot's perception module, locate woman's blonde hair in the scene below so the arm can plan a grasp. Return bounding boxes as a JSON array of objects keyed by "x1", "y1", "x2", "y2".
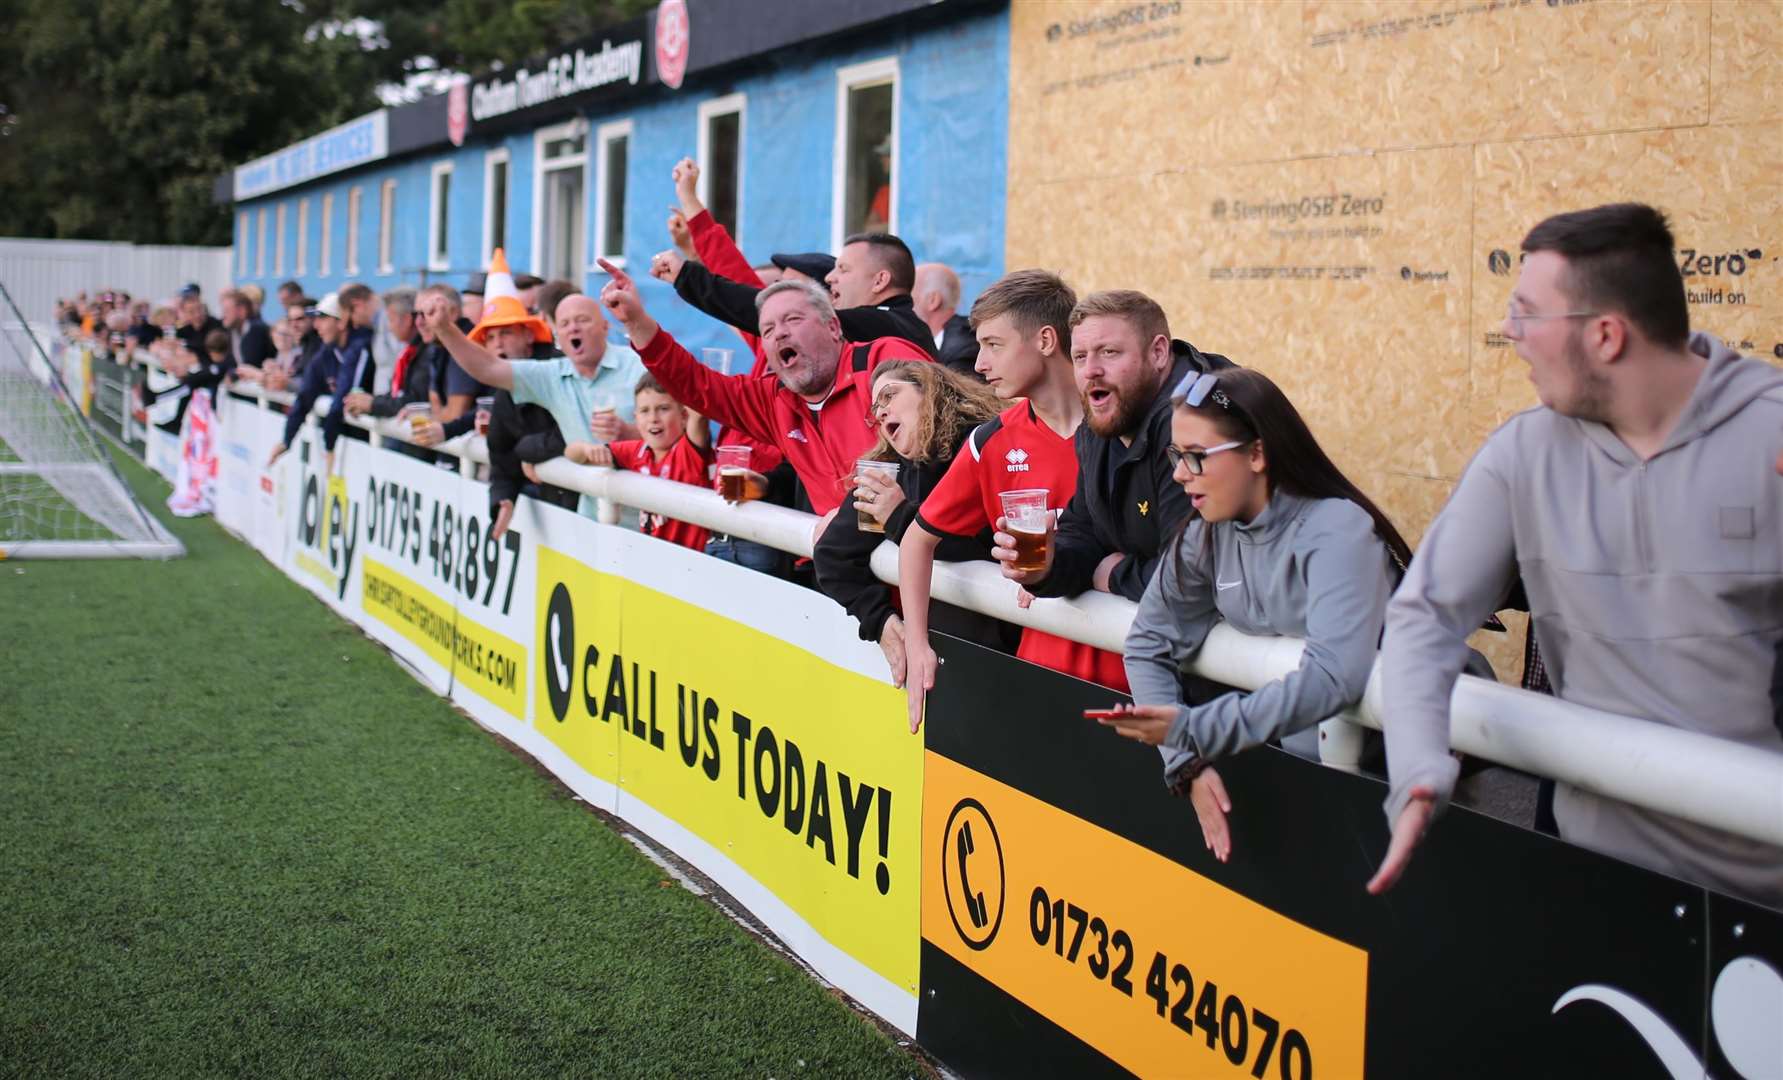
[{"x1": 864, "y1": 361, "x2": 1003, "y2": 465}]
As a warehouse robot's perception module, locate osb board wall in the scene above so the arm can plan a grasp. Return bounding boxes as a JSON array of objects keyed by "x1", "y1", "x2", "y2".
[{"x1": 1006, "y1": 0, "x2": 1782, "y2": 677}]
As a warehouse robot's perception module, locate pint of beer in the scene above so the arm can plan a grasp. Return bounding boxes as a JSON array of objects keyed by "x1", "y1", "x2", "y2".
[
  {"x1": 474, "y1": 395, "x2": 494, "y2": 436},
  {"x1": 853, "y1": 459, "x2": 901, "y2": 533},
  {"x1": 998, "y1": 488, "x2": 1054, "y2": 573},
  {"x1": 715, "y1": 445, "x2": 751, "y2": 503},
  {"x1": 406, "y1": 404, "x2": 434, "y2": 441}
]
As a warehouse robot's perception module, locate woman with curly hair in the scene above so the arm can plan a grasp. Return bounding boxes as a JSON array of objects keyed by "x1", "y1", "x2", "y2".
[{"x1": 814, "y1": 360, "x2": 1016, "y2": 682}]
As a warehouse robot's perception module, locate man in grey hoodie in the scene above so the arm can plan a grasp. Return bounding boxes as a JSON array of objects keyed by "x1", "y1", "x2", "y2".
[{"x1": 1370, "y1": 203, "x2": 1783, "y2": 908}]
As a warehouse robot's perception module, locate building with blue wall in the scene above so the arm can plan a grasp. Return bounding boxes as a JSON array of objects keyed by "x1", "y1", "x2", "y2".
[{"x1": 222, "y1": 0, "x2": 1007, "y2": 364}]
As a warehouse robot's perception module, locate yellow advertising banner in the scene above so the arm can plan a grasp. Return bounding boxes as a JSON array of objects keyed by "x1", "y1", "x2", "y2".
[
  {"x1": 362, "y1": 555, "x2": 526, "y2": 718},
  {"x1": 531, "y1": 546, "x2": 625, "y2": 785},
  {"x1": 531, "y1": 543, "x2": 922, "y2": 999},
  {"x1": 923, "y1": 752, "x2": 1367, "y2": 1079}
]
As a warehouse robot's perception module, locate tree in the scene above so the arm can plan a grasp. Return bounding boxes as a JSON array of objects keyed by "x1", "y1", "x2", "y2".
[{"x1": 0, "y1": 0, "x2": 651, "y2": 246}]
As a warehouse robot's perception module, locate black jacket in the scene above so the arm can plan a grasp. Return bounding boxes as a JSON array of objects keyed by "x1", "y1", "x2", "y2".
[
  {"x1": 672, "y1": 261, "x2": 937, "y2": 357},
  {"x1": 486, "y1": 390, "x2": 576, "y2": 514},
  {"x1": 933, "y1": 313, "x2": 979, "y2": 378},
  {"x1": 1029, "y1": 340, "x2": 1236, "y2": 603},
  {"x1": 236, "y1": 317, "x2": 275, "y2": 371},
  {"x1": 814, "y1": 435, "x2": 1019, "y2": 654},
  {"x1": 367, "y1": 336, "x2": 430, "y2": 418}
]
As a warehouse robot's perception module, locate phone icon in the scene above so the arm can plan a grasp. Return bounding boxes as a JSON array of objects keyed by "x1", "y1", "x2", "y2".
[
  {"x1": 549, "y1": 611, "x2": 570, "y2": 690},
  {"x1": 957, "y1": 821, "x2": 988, "y2": 929}
]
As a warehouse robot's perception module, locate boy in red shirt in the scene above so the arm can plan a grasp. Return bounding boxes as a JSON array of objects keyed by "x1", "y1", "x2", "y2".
[
  {"x1": 566, "y1": 373, "x2": 714, "y2": 552},
  {"x1": 900, "y1": 270, "x2": 1129, "y2": 733}
]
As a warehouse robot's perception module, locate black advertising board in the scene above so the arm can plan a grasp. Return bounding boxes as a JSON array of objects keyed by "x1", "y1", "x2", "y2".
[{"x1": 916, "y1": 633, "x2": 1781, "y2": 1078}]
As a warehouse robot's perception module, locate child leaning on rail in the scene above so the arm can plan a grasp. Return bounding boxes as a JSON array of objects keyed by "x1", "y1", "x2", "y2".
[
  {"x1": 1094, "y1": 368, "x2": 1489, "y2": 862},
  {"x1": 563, "y1": 372, "x2": 713, "y2": 553}
]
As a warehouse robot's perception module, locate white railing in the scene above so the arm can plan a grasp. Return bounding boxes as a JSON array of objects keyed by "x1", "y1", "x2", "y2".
[{"x1": 230, "y1": 382, "x2": 1783, "y2": 850}]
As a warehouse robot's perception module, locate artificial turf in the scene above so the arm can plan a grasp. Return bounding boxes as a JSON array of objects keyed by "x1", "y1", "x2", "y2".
[{"x1": 0, "y1": 447, "x2": 921, "y2": 1079}]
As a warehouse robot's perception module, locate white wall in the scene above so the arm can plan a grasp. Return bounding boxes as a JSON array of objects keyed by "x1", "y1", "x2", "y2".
[{"x1": 0, "y1": 237, "x2": 234, "y2": 324}]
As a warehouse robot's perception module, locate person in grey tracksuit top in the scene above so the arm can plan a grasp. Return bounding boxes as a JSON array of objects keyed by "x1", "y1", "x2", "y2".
[
  {"x1": 1103, "y1": 366, "x2": 1425, "y2": 862},
  {"x1": 1373, "y1": 203, "x2": 1783, "y2": 909}
]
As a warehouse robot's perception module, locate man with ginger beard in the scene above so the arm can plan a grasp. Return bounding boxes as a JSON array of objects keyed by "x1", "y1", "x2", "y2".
[
  {"x1": 997, "y1": 288, "x2": 1233, "y2": 604},
  {"x1": 425, "y1": 291, "x2": 644, "y2": 519}
]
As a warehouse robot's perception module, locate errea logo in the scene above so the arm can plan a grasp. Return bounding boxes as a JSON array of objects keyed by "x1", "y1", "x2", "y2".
[{"x1": 1005, "y1": 448, "x2": 1030, "y2": 473}]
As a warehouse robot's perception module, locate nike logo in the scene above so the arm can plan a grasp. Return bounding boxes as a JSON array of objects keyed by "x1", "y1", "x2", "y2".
[{"x1": 1216, "y1": 579, "x2": 1242, "y2": 592}]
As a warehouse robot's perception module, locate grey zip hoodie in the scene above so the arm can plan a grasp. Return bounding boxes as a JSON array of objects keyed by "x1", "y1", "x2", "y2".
[
  {"x1": 1125, "y1": 491, "x2": 1395, "y2": 762},
  {"x1": 1383, "y1": 332, "x2": 1783, "y2": 907}
]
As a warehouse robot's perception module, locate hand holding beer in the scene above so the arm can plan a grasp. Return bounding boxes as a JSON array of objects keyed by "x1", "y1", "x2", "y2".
[
  {"x1": 853, "y1": 459, "x2": 902, "y2": 533},
  {"x1": 589, "y1": 391, "x2": 621, "y2": 442},
  {"x1": 993, "y1": 488, "x2": 1055, "y2": 584},
  {"x1": 715, "y1": 445, "x2": 752, "y2": 503}
]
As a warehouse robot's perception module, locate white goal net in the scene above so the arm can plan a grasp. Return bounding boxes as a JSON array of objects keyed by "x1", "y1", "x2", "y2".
[{"x1": 0, "y1": 287, "x2": 183, "y2": 559}]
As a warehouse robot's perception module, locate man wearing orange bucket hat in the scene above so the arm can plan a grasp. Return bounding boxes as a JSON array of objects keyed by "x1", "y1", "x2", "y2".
[{"x1": 427, "y1": 248, "x2": 645, "y2": 517}]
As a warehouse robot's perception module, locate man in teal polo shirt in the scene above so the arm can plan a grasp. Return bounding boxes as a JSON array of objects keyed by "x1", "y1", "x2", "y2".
[{"x1": 426, "y1": 291, "x2": 645, "y2": 518}]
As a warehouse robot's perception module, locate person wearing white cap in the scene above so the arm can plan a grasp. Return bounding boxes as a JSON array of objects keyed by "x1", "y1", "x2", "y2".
[{"x1": 267, "y1": 291, "x2": 351, "y2": 465}]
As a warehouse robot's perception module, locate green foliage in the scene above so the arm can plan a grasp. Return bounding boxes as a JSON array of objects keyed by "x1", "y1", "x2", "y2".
[
  {"x1": 0, "y1": 0, "x2": 652, "y2": 247},
  {"x1": 0, "y1": 448, "x2": 921, "y2": 1079}
]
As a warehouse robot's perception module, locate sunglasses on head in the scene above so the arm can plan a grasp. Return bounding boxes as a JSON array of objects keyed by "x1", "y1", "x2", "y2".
[{"x1": 1173, "y1": 371, "x2": 1233, "y2": 411}]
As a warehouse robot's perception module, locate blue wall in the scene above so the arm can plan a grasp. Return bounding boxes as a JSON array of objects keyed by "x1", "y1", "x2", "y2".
[{"x1": 236, "y1": 7, "x2": 1007, "y2": 364}]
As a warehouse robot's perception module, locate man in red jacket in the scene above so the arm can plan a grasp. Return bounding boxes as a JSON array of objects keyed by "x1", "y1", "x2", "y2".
[{"x1": 596, "y1": 259, "x2": 930, "y2": 530}]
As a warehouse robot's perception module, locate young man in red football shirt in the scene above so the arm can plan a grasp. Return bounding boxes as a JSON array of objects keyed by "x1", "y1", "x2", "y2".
[
  {"x1": 565, "y1": 372, "x2": 714, "y2": 552},
  {"x1": 898, "y1": 269, "x2": 1128, "y2": 733}
]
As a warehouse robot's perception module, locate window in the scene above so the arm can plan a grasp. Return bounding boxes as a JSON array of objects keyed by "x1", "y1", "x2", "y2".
[
  {"x1": 275, "y1": 203, "x2": 288, "y2": 276},
  {"x1": 429, "y1": 162, "x2": 453, "y2": 271},
  {"x1": 483, "y1": 148, "x2": 510, "y2": 262},
  {"x1": 378, "y1": 178, "x2": 397, "y2": 274},
  {"x1": 697, "y1": 94, "x2": 745, "y2": 242},
  {"x1": 237, "y1": 213, "x2": 249, "y2": 275},
  {"x1": 595, "y1": 119, "x2": 632, "y2": 265},
  {"x1": 295, "y1": 199, "x2": 309, "y2": 275},
  {"x1": 532, "y1": 120, "x2": 587, "y2": 282},
  {"x1": 320, "y1": 192, "x2": 334, "y2": 275},
  {"x1": 256, "y1": 208, "x2": 268, "y2": 278},
  {"x1": 346, "y1": 186, "x2": 362, "y2": 274},
  {"x1": 832, "y1": 58, "x2": 898, "y2": 251}
]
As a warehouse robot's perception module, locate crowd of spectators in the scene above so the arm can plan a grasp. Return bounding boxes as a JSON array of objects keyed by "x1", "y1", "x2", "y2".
[{"x1": 55, "y1": 188, "x2": 1783, "y2": 913}]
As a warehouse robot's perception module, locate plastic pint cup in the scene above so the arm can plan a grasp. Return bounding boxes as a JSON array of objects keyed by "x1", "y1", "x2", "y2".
[
  {"x1": 999, "y1": 488, "x2": 1053, "y2": 573},
  {"x1": 716, "y1": 445, "x2": 751, "y2": 503},
  {"x1": 853, "y1": 459, "x2": 901, "y2": 533},
  {"x1": 406, "y1": 404, "x2": 433, "y2": 440},
  {"x1": 474, "y1": 395, "x2": 494, "y2": 436}
]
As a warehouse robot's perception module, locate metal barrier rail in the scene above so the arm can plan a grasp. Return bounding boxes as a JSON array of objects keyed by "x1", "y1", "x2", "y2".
[{"x1": 227, "y1": 379, "x2": 1783, "y2": 849}]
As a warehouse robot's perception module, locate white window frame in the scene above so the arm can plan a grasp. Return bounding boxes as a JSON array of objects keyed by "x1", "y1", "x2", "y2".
[
  {"x1": 830, "y1": 57, "x2": 900, "y2": 253},
  {"x1": 237, "y1": 213, "x2": 249, "y2": 276},
  {"x1": 295, "y1": 199, "x2": 310, "y2": 275},
  {"x1": 593, "y1": 118, "x2": 633, "y2": 267},
  {"x1": 255, "y1": 207, "x2": 268, "y2": 278},
  {"x1": 378, "y1": 178, "x2": 397, "y2": 275},
  {"x1": 481, "y1": 147, "x2": 510, "y2": 263},
  {"x1": 346, "y1": 186, "x2": 362, "y2": 275},
  {"x1": 320, "y1": 192, "x2": 334, "y2": 276},
  {"x1": 428, "y1": 161, "x2": 453, "y2": 271},
  {"x1": 275, "y1": 202, "x2": 288, "y2": 276},
  {"x1": 696, "y1": 93, "x2": 746, "y2": 247},
  {"x1": 530, "y1": 118, "x2": 589, "y2": 280}
]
